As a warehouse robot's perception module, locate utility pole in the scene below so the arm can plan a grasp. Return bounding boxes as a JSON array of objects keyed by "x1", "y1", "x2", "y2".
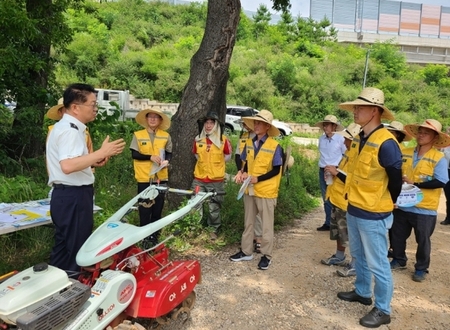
[{"x1": 363, "y1": 49, "x2": 370, "y2": 88}]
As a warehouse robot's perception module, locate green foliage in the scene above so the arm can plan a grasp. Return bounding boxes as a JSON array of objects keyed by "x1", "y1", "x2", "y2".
[
  {"x1": 370, "y1": 41, "x2": 407, "y2": 78},
  {"x1": 420, "y1": 64, "x2": 450, "y2": 86}
]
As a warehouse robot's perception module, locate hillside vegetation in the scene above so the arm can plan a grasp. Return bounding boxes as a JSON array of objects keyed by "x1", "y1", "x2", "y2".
[{"x1": 54, "y1": 0, "x2": 450, "y2": 126}]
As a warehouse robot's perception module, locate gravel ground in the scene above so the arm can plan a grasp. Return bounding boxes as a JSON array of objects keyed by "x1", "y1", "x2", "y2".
[{"x1": 161, "y1": 194, "x2": 450, "y2": 330}]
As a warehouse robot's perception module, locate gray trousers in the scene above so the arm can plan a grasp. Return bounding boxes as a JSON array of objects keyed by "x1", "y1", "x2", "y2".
[{"x1": 191, "y1": 179, "x2": 224, "y2": 232}]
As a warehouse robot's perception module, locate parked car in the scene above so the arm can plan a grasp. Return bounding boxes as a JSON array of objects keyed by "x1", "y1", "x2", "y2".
[{"x1": 225, "y1": 105, "x2": 293, "y2": 136}]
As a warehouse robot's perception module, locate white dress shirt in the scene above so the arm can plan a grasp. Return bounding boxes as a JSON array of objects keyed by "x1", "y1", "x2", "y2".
[
  {"x1": 46, "y1": 114, "x2": 95, "y2": 186},
  {"x1": 318, "y1": 133, "x2": 346, "y2": 168}
]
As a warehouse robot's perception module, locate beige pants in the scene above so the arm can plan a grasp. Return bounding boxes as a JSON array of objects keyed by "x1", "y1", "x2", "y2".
[{"x1": 242, "y1": 195, "x2": 277, "y2": 257}]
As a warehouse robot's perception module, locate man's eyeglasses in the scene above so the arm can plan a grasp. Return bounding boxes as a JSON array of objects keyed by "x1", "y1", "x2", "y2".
[{"x1": 74, "y1": 102, "x2": 99, "y2": 109}]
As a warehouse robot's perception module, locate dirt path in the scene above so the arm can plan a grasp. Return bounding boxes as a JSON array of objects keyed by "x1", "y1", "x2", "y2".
[{"x1": 165, "y1": 193, "x2": 450, "y2": 329}]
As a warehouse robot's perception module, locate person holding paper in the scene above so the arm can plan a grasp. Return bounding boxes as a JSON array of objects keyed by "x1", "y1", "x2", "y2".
[
  {"x1": 230, "y1": 110, "x2": 283, "y2": 270},
  {"x1": 130, "y1": 108, "x2": 172, "y2": 245},
  {"x1": 321, "y1": 122, "x2": 360, "y2": 277},
  {"x1": 390, "y1": 119, "x2": 450, "y2": 282}
]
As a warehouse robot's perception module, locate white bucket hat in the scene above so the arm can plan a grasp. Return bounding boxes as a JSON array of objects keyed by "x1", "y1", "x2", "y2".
[
  {"x1": 242, "y1": 109, "x2": 280, "y2": 137},
  {"x1": 339, "y1": 87, "x2": 395, "y2": 121},
  {"x1": 405, "y1": 119, "x2": 450, "y2": 148},
  {"x1": 314, "y1": 115, "x2": 344, "y2": 131}
]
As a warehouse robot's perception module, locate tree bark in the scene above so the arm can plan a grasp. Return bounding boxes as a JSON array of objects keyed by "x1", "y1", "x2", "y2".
[{"x1": 168, "y1": 0, "x2": 241, "y2": 206}]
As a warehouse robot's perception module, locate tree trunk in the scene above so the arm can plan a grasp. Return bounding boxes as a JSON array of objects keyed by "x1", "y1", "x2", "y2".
[{"x1": 168, "y1": 0, "x2": 241, "y2": 206}]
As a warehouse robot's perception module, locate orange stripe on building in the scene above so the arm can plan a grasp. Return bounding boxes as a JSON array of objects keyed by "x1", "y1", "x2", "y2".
[
  {"x1": 421, "y1": 17, "x2": 440, "y2": 25},
  {"x1": 401, "y1": 22, "x2": 420, "y2": 30},
  {"x1": 441, "y1": 26, "x2": 450, "y2": 33}
]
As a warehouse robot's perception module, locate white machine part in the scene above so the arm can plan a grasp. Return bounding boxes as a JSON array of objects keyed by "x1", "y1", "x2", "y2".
[
  {"x1": 0, "y1": 263, "x2": 73, "y2": 324},
  {"x1": 62, "y1": 270, "x2": 136, "y2": 330}
]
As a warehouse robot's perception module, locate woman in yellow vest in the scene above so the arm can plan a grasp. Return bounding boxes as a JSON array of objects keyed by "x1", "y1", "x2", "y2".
[
  {"x1": 130, "y1": 108, "x2": 172, "y2": 245},
  {"x1": 230, "y1": 110, "x2": 282, "y2": 271},
  {"x1": 191, "y1": 111, "x2": 232, "y2": 241},
  {"x1": 390, "y1": 119, "x2": 450, "y2": 282},
  {"x1": 321, "y1": 122, "x2": 361, "y2": 277}
]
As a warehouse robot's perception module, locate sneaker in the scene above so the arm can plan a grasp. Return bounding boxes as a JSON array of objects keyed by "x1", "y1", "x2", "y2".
[
  {"x1": 229, "y1": 250, "x2": 253, "y2": 262},
  {"x1": 258, "y1": 255, "x2": 271, "y2": 270},
  {"x1": 337, "y1": 264, "x2": 356, "y2": 277},
  {"x1": 440, "y1": 218, "x2": 450, "y2": 225},
  {"x1": 390, "y1": 259, "x2": 407, "y2": 270},
  {"x1": 321, "y1": 254, "x2": 346, "y2": 266},
  {"x1": 412, "y1": 270, "x2": 427, "y2": 282},
  {"x1": 387, "y1": 248, "x2": 393, "y2": 258}
]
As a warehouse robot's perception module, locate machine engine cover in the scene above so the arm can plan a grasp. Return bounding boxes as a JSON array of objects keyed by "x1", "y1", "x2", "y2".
[{"x1": 0, "y1": 263, "x2": 73, "y2": 324}]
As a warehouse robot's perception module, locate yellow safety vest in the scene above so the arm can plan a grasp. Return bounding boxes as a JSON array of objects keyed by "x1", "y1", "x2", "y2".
[
  {"x1": 345, "y1": 128, "x2": 398, "y2": 213},
  {"x1": 246, "y1": 137, "x2": 281, "y2": 198},
  {"x1": 402, "y1": 147, "x2": 444, "y2": 211},
  {"x1": 326, "y1": 152, "x2": 350, "y2": 211},
  {"x1": 133, "y1": 129, "x2": 169, "y2": 182},
  {"x1": 238, "y1": 131, "x2": 251, "y2": 155},
  {"x1": 193, "y1": 136, "x2": 227, "y2": 181}
]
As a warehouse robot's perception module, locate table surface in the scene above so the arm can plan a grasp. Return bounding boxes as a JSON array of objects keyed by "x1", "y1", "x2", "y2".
[{"x1": 0, "y1": 199, "x2": 101, "y2": 235}]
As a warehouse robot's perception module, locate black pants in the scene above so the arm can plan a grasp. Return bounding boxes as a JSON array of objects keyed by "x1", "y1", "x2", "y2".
[
  {"x1": 137, "y1": 182, "x2": 166, "y2": 237},
  {"x1": 50, "y1": 185, "x2": 94, "y2": 273},
  {"x1": 444, "y1": 169, "x2": 450, "y2": 220},
  {"x1": 391, "y1": 209, "x2": 436, "y2": 271}
]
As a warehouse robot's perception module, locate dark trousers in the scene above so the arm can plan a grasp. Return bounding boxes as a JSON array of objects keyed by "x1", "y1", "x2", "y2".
[
  {"x1": 391, "y1": 209, "x2": 436, "y2": 271},
  {"x1": 137, "y1": 182, "x2": 166, "y2": 237},
  {"x1": 444, "y1": 169, "x2": 450, "y2": 220},
  {"x1": 319, "y1": 168, "x2": 332, "y2": 226},
  {"x1": 50, "y1": 185, "x2": 94, "y2": 273}
]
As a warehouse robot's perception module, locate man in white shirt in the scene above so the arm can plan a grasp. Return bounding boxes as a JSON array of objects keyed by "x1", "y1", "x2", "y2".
[
  {"x1": 46, "y1": 83, "x2": 125, "y2": 273},
  {"x1": 314, "y1": 115, "x2": 346, "y2": 231}
]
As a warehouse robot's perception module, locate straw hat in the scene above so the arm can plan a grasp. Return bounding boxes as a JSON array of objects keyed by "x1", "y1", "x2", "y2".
[
  {"x1": 135, "y1": 108, "x2": 171, "y2": 130},
  {"x1": 386, "y1": 121, "x2": 412, "y2": 141},
  {"x1": 314, "y1": 115, "x2": 344, "y2": 131},
  {"x1": 46, "y1": 98, "x2": 64, "y2": 120},
  {"x1": 242, "y1": 109, "x2": 280, "y2": 137},
  {"x1": 335, "y1": 122, "x2": 361, "y2": 140},
  {"x1": 339, "y1": 87, "x2": 395, "y2": 121},
  {"x1": 404, "y1": 119, "x2": 450, "y2": 148}
]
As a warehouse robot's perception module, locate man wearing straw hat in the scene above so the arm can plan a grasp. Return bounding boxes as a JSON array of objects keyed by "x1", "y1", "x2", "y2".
[
  {"x1": 336, "y1": 87, "x2": 403, "y2": 328},
  {"x1": 390, "y1": 119, "x2": 449, "y2": 282},
  {"x1": 314, "y1": 115, "x2": 346, "y2": 232},
  {"x1": 230, "y1": 110, "x2": 283, "y2": 270},
  {"x1": 192, "y1": 111, "x2": 232, "y2": 240},
  {"x1": 131, "y1": 108, "x2": 172, "y2": 245},
  {"x1": 46, "y1": 83, "x2": 126, "y2": 273}
]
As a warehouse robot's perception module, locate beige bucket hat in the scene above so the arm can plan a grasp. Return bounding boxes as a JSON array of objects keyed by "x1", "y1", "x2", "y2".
[
  {"x1": 404, "y1": 119, "x2": 450, "y2": 148},
  {"x1": 314, "y1": 115, "x2": 344, "y2": 131},
  {"x1": 135, "y1": 108, "x2": 171, "y2": 130},
  {"x1": 386, "y1": 121, "x2": 412, "y2": 141},
  {"x1": 335, "y1": 122, "x2": 361, "y2": 140},
  {"x1": 339, "y1": 87, "x2": 395, "y2": 121},
  {"x1": 46, "y1": 98, "x2": 64, "y2": 120},
  {"x1": 242, "y1": 109, "x2": 280, "y2": 137}
]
